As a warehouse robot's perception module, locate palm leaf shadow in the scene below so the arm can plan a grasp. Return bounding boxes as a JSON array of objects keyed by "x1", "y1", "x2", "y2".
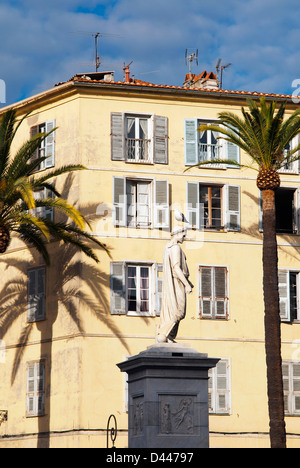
[{"x1": 0, "y1": 243, "x2": 130, "y2": 386}]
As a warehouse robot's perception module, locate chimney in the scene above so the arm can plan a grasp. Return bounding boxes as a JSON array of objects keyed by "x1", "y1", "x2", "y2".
[{"x1": 183, "y1": 71, "x2": 219, "y2": 90}]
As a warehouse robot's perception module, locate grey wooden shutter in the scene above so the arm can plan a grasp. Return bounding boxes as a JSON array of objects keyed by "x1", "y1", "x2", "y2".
[
  {"x1": 155, "y1": 263, "x2": 163, "y2": 316},
  {"x1": 186, "y1": 182, "x2": 200, "y2": 229},
  {"x1": 214, "y1": 267, "x2": 228, "y2": 318},
  {"x1": 278, "y1": 270, "x2": 290, "y2": 321},
  {"x1": 26, "y1": 361, "x2": 45, "y2": 416},
  {"x1": 110, "y1": 262, "x2": 126, "y2": 315},
  {"x1": 292, "y1": 363, "x2": 300, "y2": 413},
  {"x1": 216, "y1": 360, "x2": 229, "y2": 413},
  {"x1": 154, "y1": 179, "x2": 169, "y2": 229},
  {"x1": 184, "y1": 119, "x2": 198, "y2": 165},
  {"x1": 27, "y1": 268, "x2": 46, "y2": 322},
  {"x1": 113, "y1": 177, "x2": 126, "y2": 226},
  {"x1": 111, "y1": 113, "x2": 124, "y2": 160},
  {"x1": 199, "y1": 266, "x2": 213, "y2": 317},
  {"x1": 226, "y1": 185, "x2": 240, "y2": 231},
  {"x1": 45, "y1": 120, "x2": 55, "y2": 168},
  {"x1": 226, "y1": 140, "x2": 240, "y2": 167},
  {"x1": 154, "y1": 116, "x2": 168, "y2": 164},
  {"x1": 30, "y1": 125, "x2": 39, "y2": 161}
]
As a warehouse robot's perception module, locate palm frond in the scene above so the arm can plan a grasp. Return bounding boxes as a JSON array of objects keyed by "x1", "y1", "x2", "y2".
[
  {"x1": 17, "y1": 224, "x2": 50, "y2": 265},
  {"x1": 35, "y1": 197, "x2": 87, "y2": 230}
]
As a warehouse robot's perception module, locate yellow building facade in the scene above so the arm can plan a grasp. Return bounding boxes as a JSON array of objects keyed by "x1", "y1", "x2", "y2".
[{"x1": 0, "y1": 74, "x2": 300, "y2": 448}]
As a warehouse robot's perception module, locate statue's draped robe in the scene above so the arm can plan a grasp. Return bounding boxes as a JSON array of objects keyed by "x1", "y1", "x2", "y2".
[{"x1": 157, "y1": 241, "x2": 190, "y2": 341}]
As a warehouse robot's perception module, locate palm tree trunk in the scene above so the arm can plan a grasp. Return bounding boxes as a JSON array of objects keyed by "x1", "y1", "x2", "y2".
[{"x1": 262, "y1": 189, "x2": 286, "y2": 448}]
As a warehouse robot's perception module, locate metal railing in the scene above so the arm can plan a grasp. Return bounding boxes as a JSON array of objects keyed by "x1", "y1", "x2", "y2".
[
  {"x1": 126, "y1": 138, "x2": 151, "y2": 162},
  {"x1": 198, "y1": 143, "x2": 222, "y2": 167}
]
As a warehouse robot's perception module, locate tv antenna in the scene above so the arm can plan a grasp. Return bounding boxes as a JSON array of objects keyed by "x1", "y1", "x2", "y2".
[
  {"x1": 216, "y1": 58, "x2": 232, "y2": 89},
  {"x1": 185, "y1": 49, "x2": 198, "y2": 79},
  {"x1": 71, "y1": 31, "x2": 121, "y2": 71}
]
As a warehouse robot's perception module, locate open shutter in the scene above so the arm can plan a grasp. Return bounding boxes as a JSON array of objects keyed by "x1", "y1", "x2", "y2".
[
  {"x1": 292, "y1": 364, "x2": 300, "y2": 414},
  {"x1": 45, "y1": 120, "x2": 55, "y2": 168},
  {"x1": 216, "y1": 360, "x2": 229, "y2": 413},
  {"x1": 225, "y1": 140, "x2": 240, "y2": 167},
  {"x1": 110, "y1": 262, "x2": 126, "y2": 315},
  {"x1": 278, "y1": 270, "x2": 290, "y2": 321},
  {"x1": 214, "y1": 267, "x2": 228, "y2": 318},
  {"x1": 199, "y1": 266, "x2": 213, "y2": 318},
  {"x1": 154, "y1": 179, "x2": 169, "y2": 229},
  {"x1": 154, "y1": 116, "x2": 168, "y2": 164},
  {"x1": 186, "y1": 182, "x2": 200, "y2": 229},
  {"x1": 27, "y1": 268, "x2": 46, "y2": 322},
  {"x1": 113, "y1": 177, "x2": 126, "y2": 226},
  {"x1": 226, "y1": 185, "x2": 240, "y2": 231},
  {"x1": 27, "y1": 364, "x2": 36, "y2": 415},
  {"x1": 293, "y1": 188, "x2": 300, "y2": 234},
  {"x1": 111, "y1": 113, "x2": 124, "y2": 161},
  {"x1": 30, "y1": 125, "x2": 39, "y2": 161},
  {"x1": 184, "y1": 119, "x2": 198, "y2": 166},
  {"x1": 155, "y1": 263, "x2": 163, "y2": 316}
]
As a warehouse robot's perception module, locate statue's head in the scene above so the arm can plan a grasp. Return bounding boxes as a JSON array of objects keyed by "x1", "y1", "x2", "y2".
[{"x1": 171, "y1": 225, "x2": 187, "y2": 243}]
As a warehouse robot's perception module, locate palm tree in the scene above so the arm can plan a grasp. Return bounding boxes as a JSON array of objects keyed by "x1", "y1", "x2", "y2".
[
  {"x1": 0, "y1": 108, "x2": 108, "y2": 264},
  {"x1": 188, "y1": 96, "x2": 300, "y2": 448}
]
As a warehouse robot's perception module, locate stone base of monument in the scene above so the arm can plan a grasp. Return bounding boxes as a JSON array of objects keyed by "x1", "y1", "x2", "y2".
[{"x1": 117, "y1": 343, "x2": 219, "y2": 448}]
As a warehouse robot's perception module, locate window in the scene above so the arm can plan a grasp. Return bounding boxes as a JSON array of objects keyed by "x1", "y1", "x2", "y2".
[
  {"x1": 186, "y1": 182, "x2": 240, "y2": 231},
  {"x1": 283, "y1": 361, "x2": 300, "y2": 415},
  {"x1": 199, "y1": 266, "x2": 229, "y2": 319},
  {"x1": 30, "y1": 120, "x2": 55, "y2": 170},
  {"x1": 111, "y1": 113, "x2": 168, "y2": 164},
  {"x1": 28, "y1": 267, "x2": 46, "y2": 322},
  {"x1": 127, "y1": 180, "x2": 151, "y2": 228},
  {"x1": 279, "y1": 136, "x2": 300, "y2": 174},
  {"x1": 184, "y1": 119, "x2": 240, "y2": 167},
  {"x1": 208, "y1": 359, "x2": 231, "y2": 414},
  {"x1": 127, "y1": 265, "x2": 150, "y2": 314},
  {"x1": 113, "y1": 177, "x2": 169, "y2": 229},
  {"x1": 278, "y1": 269, "x2": 300, "y2": 322},
  {"x1": 33, "y1": 187, "x2": 54, "y2": 221},
  {"x1": 26, "y1": 361, "x2": 45, "y2": 417},
  {"x1": 126, "y1": 116, "x2": 151, "y2": 162},
  {"x1": 260, "y1": 187, "x2": 300, "y2": 234},
  {"x1": 110, "y1": 262, "x2": 162, "y2": 316}
]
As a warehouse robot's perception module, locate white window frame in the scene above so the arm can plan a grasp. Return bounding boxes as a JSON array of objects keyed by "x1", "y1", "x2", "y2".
[
  {"x1": 125, "y1": 113, "x2": 154, "y2": 163},
  {"x1": 198, "y1": 265, "x2": 229, "y2": 320},
  {"x1": 110, "y1": 261, "x2": 162, "y2": 317},
  {"x1": 208, "y1": 358, "x2": 231, "y2": 414},
  {"x1": 283, "y1": 361, "x2": 300, "y2": 415},
  {"x1": 27, "y1": 267, "x2": 46, "y2": 322},
  {"x1": 113, "y1": 177, "x2": 170, "y2": 230},
  {"x1": 31, "y1": 120, "x2": 55, "y2": 171},
  {"x1": 26, "y1": 360, "x2": 45, "y2": 417},
  {"x1": 33, "y1": 187, "x2": 54, "y2": 221},
  {"x1": 278, "y1": 135, "x2": 300, "y2": 174},
  {"x1": 126, "y1": 264, "x2": 152, "y2": 316},
  {"x1": 126, "y1": 179, "x2": 152, "y2": 228}
]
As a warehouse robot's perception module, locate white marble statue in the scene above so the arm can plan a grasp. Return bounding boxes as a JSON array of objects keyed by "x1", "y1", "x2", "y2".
[{"x1": 156, "y1": 226, "x2": 193, "y2": 343}]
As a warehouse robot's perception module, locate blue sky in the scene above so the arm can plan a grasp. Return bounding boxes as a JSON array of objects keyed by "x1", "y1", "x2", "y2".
[{"x1": 0, "y1": 0, "x2": 300, "y2": 105}]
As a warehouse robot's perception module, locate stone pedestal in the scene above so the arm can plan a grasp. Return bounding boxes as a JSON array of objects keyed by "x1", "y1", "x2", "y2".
[{"x1": 117, "y1": 344, "x2": 219, "y2": 448}]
